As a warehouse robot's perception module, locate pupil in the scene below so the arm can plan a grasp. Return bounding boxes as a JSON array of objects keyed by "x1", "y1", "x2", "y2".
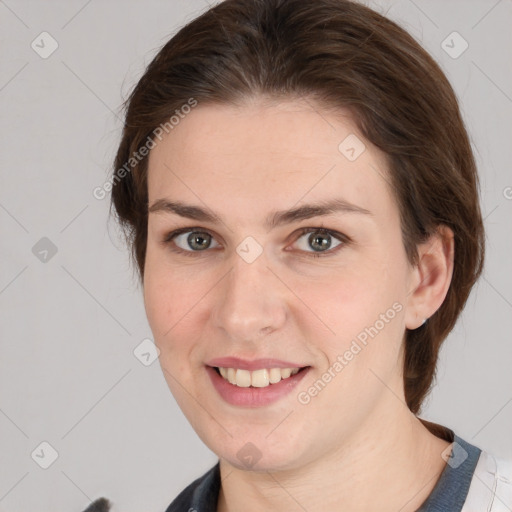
[
  {"x1": 310, "y1": 232, "x2": 331, "y2": 251},
  {"x1": 188, "y1": 232, "x2": 210, "y2": 250}
]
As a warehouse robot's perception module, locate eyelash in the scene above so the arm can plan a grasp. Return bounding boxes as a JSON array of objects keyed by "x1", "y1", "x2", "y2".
[{"x1": 162, "y1": 226, "x2": 350, "y2": 259}]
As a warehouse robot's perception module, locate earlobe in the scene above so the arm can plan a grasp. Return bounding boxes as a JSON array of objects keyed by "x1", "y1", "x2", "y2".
[{"x1": 404, "y1": 225, "x2": 455, "y2": 330}]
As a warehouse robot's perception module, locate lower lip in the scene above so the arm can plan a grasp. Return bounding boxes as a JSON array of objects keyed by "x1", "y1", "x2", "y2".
[{"x1": 205, "y1": 365, "x2": 311, "y2": 407}]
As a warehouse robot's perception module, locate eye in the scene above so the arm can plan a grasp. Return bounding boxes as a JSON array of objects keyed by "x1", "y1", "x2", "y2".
[
  {"x1": 292, "y1": 227, "x2": 346, "y2": 257},
  {"x1": 164, "y1": 228, "x2": 221, "y2": 255},
  {"x1": 162, "y1": 226, "x2": 348, "y2": 258}
]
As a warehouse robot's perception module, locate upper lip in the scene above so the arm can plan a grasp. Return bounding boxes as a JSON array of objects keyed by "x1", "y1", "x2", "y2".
[{"x1": 206, "y1": 357, "x2": 309, "y2": 370}]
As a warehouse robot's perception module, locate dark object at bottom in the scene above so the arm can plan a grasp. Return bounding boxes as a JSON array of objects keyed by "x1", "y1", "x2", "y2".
[{"x1": 81, "y1": 497, "x2": 111, "y2": 512}]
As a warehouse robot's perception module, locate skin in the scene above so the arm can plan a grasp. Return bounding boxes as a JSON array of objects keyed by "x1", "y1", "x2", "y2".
[{"x1": 144, "y1": 96, "x2": 455, "y2": 511}]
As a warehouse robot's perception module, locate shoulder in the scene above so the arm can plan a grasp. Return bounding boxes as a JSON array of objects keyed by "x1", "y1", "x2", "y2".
[
  {"x1": 164, "y1": 462, "x2": 221, "y2": 512},
  {"x1": 463, "y1": 449, "x2": 512, "y2": 511}
]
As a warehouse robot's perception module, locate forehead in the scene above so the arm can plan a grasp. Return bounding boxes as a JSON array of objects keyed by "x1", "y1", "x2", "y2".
[{"x1": 146, "y1": 98, "x2": 397, "y2": 224}]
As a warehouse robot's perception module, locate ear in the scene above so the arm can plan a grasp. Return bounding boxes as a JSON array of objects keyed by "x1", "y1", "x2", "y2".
[{"x1": 404, "y1": 225, "x2": 455, "y2": 330}]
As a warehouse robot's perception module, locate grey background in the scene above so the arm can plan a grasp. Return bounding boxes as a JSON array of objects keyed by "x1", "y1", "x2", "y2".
[{"x1": 0, "y1": 0, "x2": 511, "y2": 511}]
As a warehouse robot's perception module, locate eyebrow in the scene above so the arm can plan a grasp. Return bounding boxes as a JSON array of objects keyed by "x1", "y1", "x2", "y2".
[{"x1": 148, "y1": 197, "x2": 372, "y2": 230}]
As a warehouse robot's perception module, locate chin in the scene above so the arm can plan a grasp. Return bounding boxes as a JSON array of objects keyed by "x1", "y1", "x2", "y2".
[
  {"x1": 214, "y1": 436, "x2": 307, "y2": 473},
  {"x1": 223, "y1": 452, "x2": 299, "y2": 473}
]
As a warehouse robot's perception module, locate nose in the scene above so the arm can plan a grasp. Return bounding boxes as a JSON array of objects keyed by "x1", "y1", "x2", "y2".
[{"x1": 211, "y1": 248, "x2": 287, "y2": 345}]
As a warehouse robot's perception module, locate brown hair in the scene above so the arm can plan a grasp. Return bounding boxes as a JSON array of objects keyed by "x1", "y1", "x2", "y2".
[{"x1": 110, "y1": 0, "x2": 485, "y2": 416}]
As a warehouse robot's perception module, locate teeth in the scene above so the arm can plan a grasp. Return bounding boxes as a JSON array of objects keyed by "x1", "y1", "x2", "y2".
[
  {"x1": 281, "y1": 368, "x2": 291, "y2": 379},
  {"x1": 227, "y1": 368, "x2": 236, "y2": 385},
  {"x1": 269, "y1": 368, "x2": 282, "y2": 384},
  {"x1": 216, "y1": 367, "x2": 302, "y2": 387},
  {"x1": 236, "y1": 369, "x2": 252, "y2": 387}
]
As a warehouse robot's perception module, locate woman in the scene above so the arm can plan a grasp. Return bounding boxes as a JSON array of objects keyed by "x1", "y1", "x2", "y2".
[{"x1": 97, "y1": 0, "x2": 511, "y2": 510}]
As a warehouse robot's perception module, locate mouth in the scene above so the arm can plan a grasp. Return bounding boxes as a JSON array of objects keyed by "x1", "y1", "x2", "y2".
[
  {"x1": 205, "y1": 364, "x2": 311, "y2": 407},
  {"x1": 211, "y1": 365, "x2": 310, "y2": 388}
]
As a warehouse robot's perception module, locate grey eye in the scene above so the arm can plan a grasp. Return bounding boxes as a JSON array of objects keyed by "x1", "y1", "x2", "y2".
[
  {"x1": 294, "y1": 230, "x2": 343, "y2": 253},
  {"x1": 173, "y1": 231, "x2": 220, "y2": 251}
]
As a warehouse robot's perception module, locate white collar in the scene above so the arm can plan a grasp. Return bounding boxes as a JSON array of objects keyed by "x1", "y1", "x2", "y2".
[{"x1": 462, "y1": 450, "x2": 512, "y2": 511}]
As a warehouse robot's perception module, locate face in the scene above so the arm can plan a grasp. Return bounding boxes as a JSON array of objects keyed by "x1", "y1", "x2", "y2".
[{"x1": 144, "y1": 97, "x2": 418, "y2": 471}]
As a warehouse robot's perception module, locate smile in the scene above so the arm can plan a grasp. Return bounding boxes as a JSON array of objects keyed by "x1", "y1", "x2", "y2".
[
  {"x1": 205, "y1": 365, "x2": 311, "y2": 407},
  {"x1": 215, "y1": 366, "x2": 302, "y2": 388}
]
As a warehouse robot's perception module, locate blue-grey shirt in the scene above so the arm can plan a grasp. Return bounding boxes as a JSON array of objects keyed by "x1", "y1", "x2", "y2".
[{"x1": 165, "y1": 432, "x2": 481, "y2": 511}]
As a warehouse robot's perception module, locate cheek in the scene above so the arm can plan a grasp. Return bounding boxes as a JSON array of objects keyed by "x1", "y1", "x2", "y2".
[
  {"x1": 143, "y1": 250, "x2": 187, "y2": 348},
  {"x1": 301, "y1": 255, "x2": 406, "y2": 372},
  {"x1": 304, "y1": 263, "x2": 396, "y2": 332},
  {"x1": 143, "y1": 267, "x2": 170, "y2": 340},
  {"x1": 297, "y1": 275, "x2": 405, "y2": 415},
  {"x1": 143, "y1": 250, "x2": 211, "y2": 362}
]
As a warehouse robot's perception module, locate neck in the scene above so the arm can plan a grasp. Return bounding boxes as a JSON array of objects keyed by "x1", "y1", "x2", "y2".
[{"x1": 217, "y1": 396, "x2": 451, "y2": 512}]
